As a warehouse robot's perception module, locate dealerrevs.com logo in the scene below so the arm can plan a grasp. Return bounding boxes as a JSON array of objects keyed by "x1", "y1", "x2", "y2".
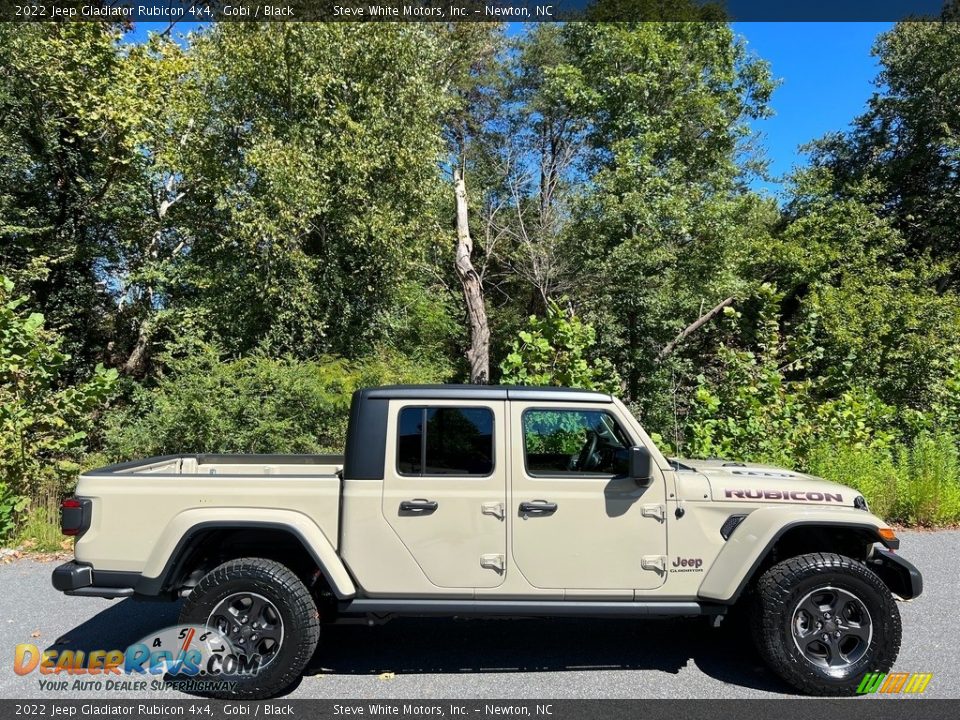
[
  {"x1": 13, "y1": 624, "x2": 261, "y2": 693},
  {"x1": 856, "y1": 671, "x2": 933, "y2": 695}
]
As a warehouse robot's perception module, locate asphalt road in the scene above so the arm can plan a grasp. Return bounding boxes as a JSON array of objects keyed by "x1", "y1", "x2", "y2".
[{"x1": 2, "y1": 530, "x2": 958, "y2": 700}]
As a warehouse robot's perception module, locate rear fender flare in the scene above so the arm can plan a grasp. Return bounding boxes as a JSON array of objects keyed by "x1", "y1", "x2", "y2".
[{"x1": 139, "y1": 508, "x2": 356, "y2": 599}]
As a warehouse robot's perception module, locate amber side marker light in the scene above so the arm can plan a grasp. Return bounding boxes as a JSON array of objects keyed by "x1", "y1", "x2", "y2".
[{"x1": 878, "y1": 527, "x2": 899, "y2": 547}]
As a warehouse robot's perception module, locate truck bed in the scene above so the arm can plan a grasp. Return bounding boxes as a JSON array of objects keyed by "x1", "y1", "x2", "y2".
[
  {"x1": 86, "y1": 454, "x2": 344, "y2": 477},
  {"x1": 74, "y1": 454, "x2": 345, "y2": 575}
]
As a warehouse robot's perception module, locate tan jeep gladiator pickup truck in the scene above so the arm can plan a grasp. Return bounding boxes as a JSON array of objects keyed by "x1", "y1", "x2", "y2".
[{"x1": 53, "y1": 385, "x2": 922, "y2": 698}]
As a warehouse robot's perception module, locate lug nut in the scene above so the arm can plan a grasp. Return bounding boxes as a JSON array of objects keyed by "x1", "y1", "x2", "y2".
[
  {"x1": 824, "y1": 612, "x2": 831, "y2": 620},
  {"x1": 821, "y1": 634, "x2": 829, "y2": 642}
]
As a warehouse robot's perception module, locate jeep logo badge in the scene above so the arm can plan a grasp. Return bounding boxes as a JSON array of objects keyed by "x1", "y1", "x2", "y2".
[{"x1": 671, "y1": 557, "x2": 704, "y2": 571}]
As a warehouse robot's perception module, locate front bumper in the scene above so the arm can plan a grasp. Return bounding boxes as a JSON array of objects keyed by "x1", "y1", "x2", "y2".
[
  {"x1": 869, "y1": 549, "x2": 923, "y2": 600},
  {"x1": 51, "y1": 561, "x2": 136, "y2": 599}
]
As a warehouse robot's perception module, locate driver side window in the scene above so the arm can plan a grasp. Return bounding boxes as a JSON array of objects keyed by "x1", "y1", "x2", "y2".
[{"x1": 523, "y1": 408, "x2": 631, "y2": 476}]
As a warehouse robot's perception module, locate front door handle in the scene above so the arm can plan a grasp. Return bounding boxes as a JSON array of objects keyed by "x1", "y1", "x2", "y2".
[
  {"x1": 519, "y1": 500, "x2": 558, "y2": 516},
  {"x1": 399, "y1": 499, "x2": 438, "y2": 515}
]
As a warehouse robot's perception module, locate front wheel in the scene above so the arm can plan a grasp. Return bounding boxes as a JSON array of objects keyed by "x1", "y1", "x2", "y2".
[
  {"x1": 179, "y1": 557, "x2": 320, "y2": 699},
  {"x1": 753, "y1": 552, "x2": 901, "y2": 695}
]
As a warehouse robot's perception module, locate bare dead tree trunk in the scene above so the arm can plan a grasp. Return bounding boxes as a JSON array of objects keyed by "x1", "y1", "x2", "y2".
[
  {"x1": 123, "y1": 320, "x2": 151, "y2": 376},
  {"x1": 454, "y1": 167, "x2": 490, "y2": 384},
  {"x1": 122, "y1": 175, "x2": 187, "y2": 376},
  {"x1": 658, "y1": 296, "x2": 735, "y2": 361}
]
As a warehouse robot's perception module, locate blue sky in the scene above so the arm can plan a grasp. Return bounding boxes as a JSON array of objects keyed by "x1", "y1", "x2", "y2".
[
  {"x1": 128, "y1": 21, "x2": 892, "y2": 196},
  {"x1": 733, "y1": 22, "x2": 892, "y2": 196}
]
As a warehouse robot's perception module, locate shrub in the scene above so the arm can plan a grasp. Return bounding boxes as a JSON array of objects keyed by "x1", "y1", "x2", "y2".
[
  {"x1": 15, "y1": 506, "x2": 66, "y2": 553},
  {"x1": 808, "y1": 433, "x2": 960, "y2": 526},
  {"x1": 808, "y1": 443, "x2": 899, "y2": 521},
  {"x1": 0, "y1": 277, "x2": 117, "y2": 541},
  {"x1": 100, "y1": 344, "x2": 446, "y2": 460},
  {"x1": 895, "y1": 434, "x2": 960, "y2": 526},
  {"x1": 500, "y1": 299, "x2": 621, "y2": 394},
  {"x1": 687, "y1": 286, "x2": 899, "y2": 466}
]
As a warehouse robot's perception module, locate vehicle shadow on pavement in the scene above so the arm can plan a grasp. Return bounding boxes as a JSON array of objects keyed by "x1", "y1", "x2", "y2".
[
  {"x1": 48, "y1": 602, "x2": 797, "y2": 695},
  {"x1": 45, "y1": 598, "x2": 183, "y2": 656},
  {"x1": 306, "y1": 617, "x2": 799, "y2": 695}
]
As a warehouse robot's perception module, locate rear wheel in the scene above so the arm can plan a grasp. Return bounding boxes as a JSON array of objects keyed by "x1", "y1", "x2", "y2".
[
  {"x1": 753, "y1": 552, "x2": 901, "y2": 695},
  {"x1": 179, "y1": 557, "x2": 320, "y2": 699}
]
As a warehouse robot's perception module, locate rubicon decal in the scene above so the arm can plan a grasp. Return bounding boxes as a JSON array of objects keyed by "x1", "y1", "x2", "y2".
[
  {"x1": 857, "y1": 671, "x2": 933, "y2": 695},
  {"x1": 724, "y1": 489, "x2": 844, "y2": 502}
]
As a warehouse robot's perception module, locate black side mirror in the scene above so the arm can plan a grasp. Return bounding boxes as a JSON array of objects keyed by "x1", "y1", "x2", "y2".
[{"x1": 628, "y1": 446, "x2": 653, "y2": 485}]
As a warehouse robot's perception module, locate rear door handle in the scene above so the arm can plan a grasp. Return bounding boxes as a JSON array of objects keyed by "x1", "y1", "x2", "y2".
[
  {"x1": 519, "y1": 500, "x2": 557, "y2": 516},
  {"x1": 399, "y1": 499, "x2": 439, "y2": 515}
]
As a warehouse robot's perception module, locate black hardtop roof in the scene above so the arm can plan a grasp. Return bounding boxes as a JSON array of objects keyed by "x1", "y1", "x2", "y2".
[{"x1": 355, "y1": 384, "x2": 613, "y2": 403}]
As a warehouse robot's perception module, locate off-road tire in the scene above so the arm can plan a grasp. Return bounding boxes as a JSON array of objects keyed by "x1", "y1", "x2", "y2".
[
  {"x1": 753, "y1": 552, "x2": 901, "y2": 695},
  {"x1": 179, "y1": 557, "x2": 320, "y2": 700}
]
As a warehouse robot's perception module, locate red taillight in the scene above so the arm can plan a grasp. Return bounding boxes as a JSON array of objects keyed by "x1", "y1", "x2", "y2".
[{"x1": 60, "y1": 497, "x2": 86, "y2": 536}]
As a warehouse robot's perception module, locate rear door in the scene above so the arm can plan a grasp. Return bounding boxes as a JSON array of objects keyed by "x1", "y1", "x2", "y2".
[
  {"x1": 509, "y1": 402, "x2": 668, "y2": 591},
  {"x1": 382, "y1": 399, "x2": 507, "y2": 589}
]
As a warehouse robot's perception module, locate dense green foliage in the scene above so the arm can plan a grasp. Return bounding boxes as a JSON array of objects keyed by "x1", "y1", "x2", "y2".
[
  {"x1": 2, "y1": 18, "x2": 960, "y2": 544},
  {"x1": 500, "y1": 300, "x2": 620, "y2": 394},
  {"x1": 0, "y1": 277, "x2": 116, "y2": 537},
  {"x1": 99, "y1": 344, "x2": 445, "y2": 460},
  {"x1": 809, "y1": 435, "x2": 960, "y2": 527}
]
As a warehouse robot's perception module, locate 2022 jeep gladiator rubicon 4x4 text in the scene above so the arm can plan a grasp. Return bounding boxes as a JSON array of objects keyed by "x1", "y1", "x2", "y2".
[{"x1": 53, "y1": 385, "x2": 922, "y2": 698}]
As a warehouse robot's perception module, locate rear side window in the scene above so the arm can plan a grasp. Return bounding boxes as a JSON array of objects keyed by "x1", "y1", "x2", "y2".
[{"x1": 397, "y1": 406, "x2": 494, "y2": 476}]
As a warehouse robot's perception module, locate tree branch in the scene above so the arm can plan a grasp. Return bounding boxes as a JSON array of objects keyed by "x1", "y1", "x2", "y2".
[{"x1": 657, "y1": 296, "x2": 735, "y2": 361}]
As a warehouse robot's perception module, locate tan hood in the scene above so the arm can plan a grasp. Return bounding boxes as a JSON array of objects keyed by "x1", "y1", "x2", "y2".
[{"x1": 671, "y1": 458, "x2": 859, "y2": 508}]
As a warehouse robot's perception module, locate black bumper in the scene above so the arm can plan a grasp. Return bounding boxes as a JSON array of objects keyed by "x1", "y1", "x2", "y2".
[
  {"x1": 52, "y1": 561, "x2": 136, "y2": 599},
  {"x1": 870, "y1": 549, "x2": 923, "y2": 600}
]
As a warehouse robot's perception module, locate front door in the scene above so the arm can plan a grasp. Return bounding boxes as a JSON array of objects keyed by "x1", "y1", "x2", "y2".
[
  {"x1": 382, "y1": 400, "x2": 507, "y2": 589},
  {"x1": 510, "y1": 403, "x2": 668, "y2": 591}
]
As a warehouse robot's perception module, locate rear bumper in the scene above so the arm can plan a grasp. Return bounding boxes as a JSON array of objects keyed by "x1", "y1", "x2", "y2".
[
  {"x1": 870, "y1": 549, "x2": 923, "y2": 600},
  {"x1": 51, "y1": 561, "x2": 136, "y2": 599}
]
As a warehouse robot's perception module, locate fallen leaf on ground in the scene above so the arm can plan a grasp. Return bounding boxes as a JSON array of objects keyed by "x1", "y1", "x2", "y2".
[
  {"x1": 378, "y1": 672, "x2": 395, "y2": 681},
  {"x1": 30, "y1": 630, "x2": 40, "y2": 638}
]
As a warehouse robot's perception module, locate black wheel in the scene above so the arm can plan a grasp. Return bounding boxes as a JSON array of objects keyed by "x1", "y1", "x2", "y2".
[
  {"x1": 179, "y1": 558, "x2": 320, "y2": 699},
  {"x1": 753, "y1": 552, "x2": 901, "y2": 695}
]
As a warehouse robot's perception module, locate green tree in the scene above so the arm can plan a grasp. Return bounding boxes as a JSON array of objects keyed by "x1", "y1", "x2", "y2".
[
  {"x1": 168, "y1": 23, "x2": 453, "y2": 362},
  {"x1": 550, "y1": 21, "x2": 776, "y2": 431},
  {"x1": 0, "y1": 24, "x2": 147, "y2": 374},
  {"x1": 0, "y1": 277, "x2": 116, "y2": 538},
  {"x1": 808, "y1": 21, "x2": 960, "y2": 286},
  {"x1": 687, "y1": 285, "x2": 898, "y2": 465},
  {"x1": 779, "y1": 174, "x2": 960, "y2": 412}
]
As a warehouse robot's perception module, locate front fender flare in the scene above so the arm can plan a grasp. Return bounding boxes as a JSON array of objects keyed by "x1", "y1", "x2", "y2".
[
  {"x1": 138, "y1": 508, "x2": 356, "y2": 599},
  {"x1": 697, "y1": 506, "x2": 891, "y2": 604}
]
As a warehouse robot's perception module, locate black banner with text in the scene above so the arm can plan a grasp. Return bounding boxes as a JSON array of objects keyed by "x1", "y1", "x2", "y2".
[
  {"x1": 2, "y1": 699, "x2": 959, "y2": 720},
  {"x1": 0, "y1": 0, "x2": 957, "y2": 23}
]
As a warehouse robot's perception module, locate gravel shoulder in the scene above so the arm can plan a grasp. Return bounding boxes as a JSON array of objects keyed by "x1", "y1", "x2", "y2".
[{"x1": 1, "y1": 530, "x2": 957, "y2": 700}]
